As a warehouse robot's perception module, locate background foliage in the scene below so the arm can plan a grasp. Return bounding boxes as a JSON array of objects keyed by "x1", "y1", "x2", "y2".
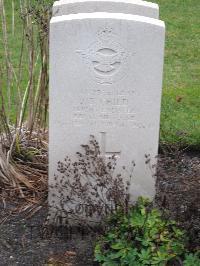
[{"x1": 0, "y1": 0, "x2": 199, "y2": 148}]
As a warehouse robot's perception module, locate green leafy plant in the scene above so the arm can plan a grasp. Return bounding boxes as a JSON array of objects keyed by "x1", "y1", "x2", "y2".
[
  {"x1": 183, "y1": 252, "x2": 200, "y2": 266},
  {"x1": 95, "y1": 197, "x2": 187, "y2": 265}
]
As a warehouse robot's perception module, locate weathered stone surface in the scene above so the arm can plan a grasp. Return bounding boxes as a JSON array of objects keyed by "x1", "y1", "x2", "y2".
[
  {"x1": 53, "y1": 0, "x2": 159, "y2": 19},
  {"x1": 49, "y1": 12, "x2": 165, "y2": 223}
]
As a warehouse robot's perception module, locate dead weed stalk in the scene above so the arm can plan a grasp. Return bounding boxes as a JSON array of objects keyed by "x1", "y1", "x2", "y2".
[{"x1": 0, "y1": 0, "x2": 52, "y2": 210}]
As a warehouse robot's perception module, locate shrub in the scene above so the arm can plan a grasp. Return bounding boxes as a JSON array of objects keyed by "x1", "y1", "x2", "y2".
[
  {"x1": 95, "y1": 197, "x2": 188, "y2": 266},
  {"x1": 50, "y1": 136, "x2": 132, "y2": 225},
  {"x1": 183, "y1": 252, "x2": 200, "y2": 266}
]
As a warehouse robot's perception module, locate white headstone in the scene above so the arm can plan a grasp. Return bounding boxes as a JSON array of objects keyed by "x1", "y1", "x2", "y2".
[
  {"x1": 53, "y1": 0, "x2": 159, "y2": 19},
  {"x1": 49, "y1": 12, "x2": 165, "y2": 223}
]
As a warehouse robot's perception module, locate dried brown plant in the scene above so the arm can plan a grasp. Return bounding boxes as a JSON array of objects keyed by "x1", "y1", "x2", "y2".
[{"x1": 49, "y1": 136, "x2": 132, "y2": 226}]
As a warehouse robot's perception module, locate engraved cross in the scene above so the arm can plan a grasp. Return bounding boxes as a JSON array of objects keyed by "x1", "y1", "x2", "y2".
[{"x1": 100, "y1": 132, "x2": 121, "y2": 158}]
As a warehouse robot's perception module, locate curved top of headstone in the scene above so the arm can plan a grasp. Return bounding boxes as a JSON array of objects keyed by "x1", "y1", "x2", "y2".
[
  {"x1": 51, "y1": 12, "x2": 164, "y2": 29},
  {"x1": 53, "y1": 0, "x2": 159, "y2": 19}
]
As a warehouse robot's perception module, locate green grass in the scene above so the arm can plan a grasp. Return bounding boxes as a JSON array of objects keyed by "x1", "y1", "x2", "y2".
[
  {"x1": 0, "y1": 0, "x2": 29, "y2": 120},
  {"x1": 0, "y1": 0, "x2": 200, "y2": 148},
  {"x1": 152, "y1": 0, "x2": 200, "y2": 148},
  {"x1": 161, "y1": 87, "x2": 200, "y2": 147},
  {"x1": 157, "y1": 0, "x2": 200, "y2": 90}
]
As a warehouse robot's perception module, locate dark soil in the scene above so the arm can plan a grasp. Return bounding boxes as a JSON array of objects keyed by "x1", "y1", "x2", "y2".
[
  {"x1": 0, "y1": 204, "x2": 97, "y2": 266},
  {"x1": 156, "y1": 150, "x2": 200, "y2": 250},
  {"x1": 0, "y1": 151, "x2": 199, "y2": 266}
]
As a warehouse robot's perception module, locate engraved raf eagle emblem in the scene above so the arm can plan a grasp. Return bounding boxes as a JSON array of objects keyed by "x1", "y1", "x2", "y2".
[{"x1": 77, "y1": 27, "x2": 128, "y2": 85}]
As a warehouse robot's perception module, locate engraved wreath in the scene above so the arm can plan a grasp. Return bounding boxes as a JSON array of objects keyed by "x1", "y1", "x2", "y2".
[{"x1": 77, "y1": 27, "x2": 129, "y2": 85}]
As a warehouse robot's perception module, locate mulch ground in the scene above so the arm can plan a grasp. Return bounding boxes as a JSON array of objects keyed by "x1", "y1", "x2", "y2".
[{"x1": 0, "y1": 150, "x2": 199, "y2": 266}]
